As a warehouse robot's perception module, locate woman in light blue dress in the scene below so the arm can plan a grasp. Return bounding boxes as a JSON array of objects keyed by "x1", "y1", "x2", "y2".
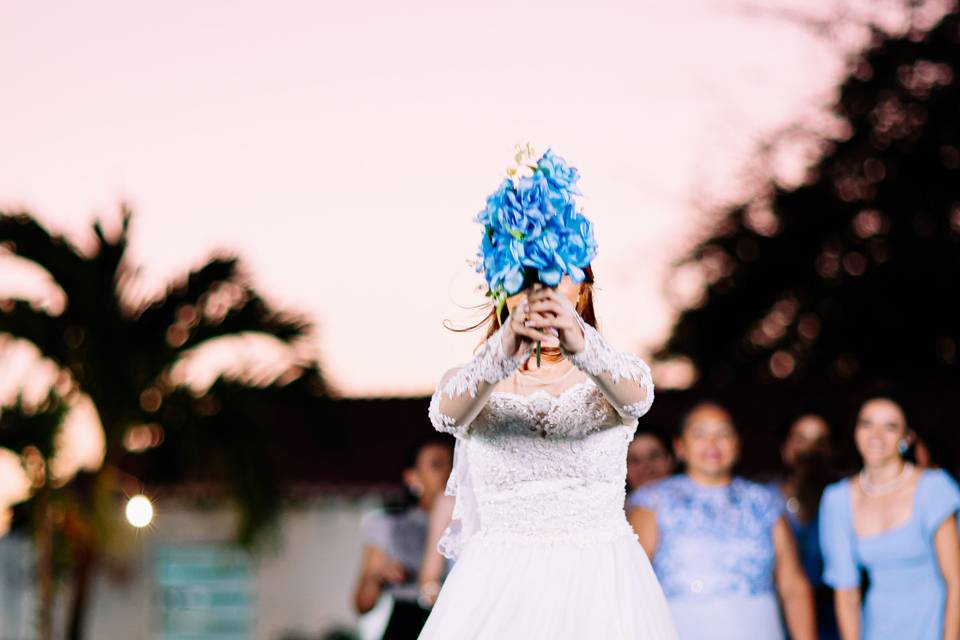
[
  {"x1": 628, "y1": 402, "x2": 815, "y2": 640},
  {"x1": 819, "y1": 396, "x2": 960, "y2": 640}
]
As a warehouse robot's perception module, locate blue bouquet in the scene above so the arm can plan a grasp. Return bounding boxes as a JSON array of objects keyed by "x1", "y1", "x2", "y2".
[{"x1": 475, "y1": 145, "x2": 598, "y2": 321}]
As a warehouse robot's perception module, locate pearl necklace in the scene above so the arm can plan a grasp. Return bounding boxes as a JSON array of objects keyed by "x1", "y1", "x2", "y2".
[{"x1": 859, "y1": 463, "x2": 915, "y2": 497}]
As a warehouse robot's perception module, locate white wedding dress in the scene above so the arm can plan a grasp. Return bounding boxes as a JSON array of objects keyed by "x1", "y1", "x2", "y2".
[{"x1": 420, "y1": 321, "x2": 677, "y2": 639}]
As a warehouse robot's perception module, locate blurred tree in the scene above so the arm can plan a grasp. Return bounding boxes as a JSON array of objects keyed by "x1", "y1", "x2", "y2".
[
  {"x1": 0, "y1": 391, "x2": 67, "y2": 640},
  {"x1": 661, "y1": 6, "x2": 960, "y2": 388},
  {"x1": 0, "y1": 209, "x2": 329, "y2": 639}
]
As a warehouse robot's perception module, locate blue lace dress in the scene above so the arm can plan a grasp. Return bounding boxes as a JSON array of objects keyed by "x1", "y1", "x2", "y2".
[{"x1": 628, "y1": 475, "x2": 786, "y2": 640}]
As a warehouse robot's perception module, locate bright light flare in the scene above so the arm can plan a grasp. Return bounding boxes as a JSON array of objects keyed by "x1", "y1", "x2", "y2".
[{"x1": 125, "y1": 494, "x2": 154, "y2": 528}]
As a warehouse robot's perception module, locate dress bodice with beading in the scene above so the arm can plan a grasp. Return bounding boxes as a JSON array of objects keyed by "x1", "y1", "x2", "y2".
[
  {"x1": 628, "y1": 475, "x2": 784, "y2": 599},
  {"x1": 428, "y1": 321, "x2": 654, "y2": 558}
]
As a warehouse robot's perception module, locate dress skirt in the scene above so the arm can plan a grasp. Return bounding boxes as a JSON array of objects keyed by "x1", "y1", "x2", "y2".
[
  {"x1": 418, "y1": 529, "x2": 677, "y2": 640},
  {"x1": 668, "y1": 594, "x2": 784, "y2": 640}
]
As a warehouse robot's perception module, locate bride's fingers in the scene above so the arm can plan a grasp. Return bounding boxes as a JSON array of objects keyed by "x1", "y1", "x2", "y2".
[
  {"x1": 544, "y1": 288, "x2": 576, "y2": 311},
  {"x1": 528, "y1": 288, "x2": 576, "y2": 314},
  {"x1": 528, "y1": 300, "x2": 566, "y2": 318},
  {"x1": 526, "y1": 313, "x2": 577, "y2": 335},
  {"x1": 513, "y1": 325, "x2": 543, "y2": 343},
  {"x1": 523, "y1": 311, "x2": 554, "y2": 328},
  {"x1": 510, "y1": 302, "x2": 529, "y2": 324}
]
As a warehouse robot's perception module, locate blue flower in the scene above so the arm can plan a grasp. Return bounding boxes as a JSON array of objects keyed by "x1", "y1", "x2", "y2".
[
  {"x1": 476, "y1": 148, "x2": 597, "y2": 305},
  {"x1": 516, "y1": 172, "x2": 553, "y2": 220},
  {"x1": 476, "y1": 178, "x2": 546, "y2": 242},
  {"x1": 474, "y1": 179, "x2": 511, "y2": 228},
  {"x1": 521, "y1": 229, "x2": 565, "y2": 286},
  {"x1": 479, "y1": 230, "x2": 526, "y2": 295},
  {"x1": 537, "y1": 149, "x2": 581, "y2": 197},
  {"x1": 501, "y1": 182, "x2": 545, "y2": 240},
  {"x1": 558, "y1": 214, "x2": 597, "y2": 282}
]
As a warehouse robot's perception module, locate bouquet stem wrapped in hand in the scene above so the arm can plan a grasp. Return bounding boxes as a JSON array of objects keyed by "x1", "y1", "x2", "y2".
[{"x1": 475, "y1": 145, "x2": 597, "y2": 366}]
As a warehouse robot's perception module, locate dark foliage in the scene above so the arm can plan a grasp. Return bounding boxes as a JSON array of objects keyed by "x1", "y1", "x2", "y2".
[{"x1": 662, "y1": 8, "x2": 960, "y2": 389}]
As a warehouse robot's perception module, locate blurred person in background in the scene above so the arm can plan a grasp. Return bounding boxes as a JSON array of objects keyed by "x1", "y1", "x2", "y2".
[
  {"x1": 913, "y1": 434, "x2": 937, "y2": 470},
  {"x1": 353, "y1": 435, "x2": 453, "y2": 639},
  {"x1": 820, "y1": 396, "x2": 960, "y2": 640},
  {"x1": 628, "y1": 402, "x2": 815, "y2": 640},
  {"x1": 627, "y1": 426, "x2": 676, "y2": 495},
  {"x1": 774, "y1": 414, "x2": 839, "y2": 640}
]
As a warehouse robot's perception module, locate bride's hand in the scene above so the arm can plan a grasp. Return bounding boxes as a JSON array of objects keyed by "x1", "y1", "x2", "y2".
[
  {"x1": 526, "y1": 286, "x2": 586, "y2": 354},
  {"x1": 500, "y1": 296, "x2": 543, "y2": 358}
]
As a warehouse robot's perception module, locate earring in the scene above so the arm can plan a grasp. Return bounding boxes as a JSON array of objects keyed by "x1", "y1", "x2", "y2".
[
  {"x1": 410, "y1": 483, "x2": 423, "y2": 498},
  {"x1": 897, "y1": 439, "x2": 910, "y2": 456}
]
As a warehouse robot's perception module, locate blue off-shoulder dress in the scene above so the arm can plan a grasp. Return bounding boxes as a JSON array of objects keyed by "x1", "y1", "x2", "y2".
[
  {"x1": 819, "y1": 469, "x2": 960, "y2": 640},
  {"x1": 629, "y1": 475, "x2": 786, "y2": 640}
]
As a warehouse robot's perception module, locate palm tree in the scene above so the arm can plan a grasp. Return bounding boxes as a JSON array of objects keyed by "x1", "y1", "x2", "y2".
[
  {"x1": 0, "y1": 208, "x2": 328, "y2": 639},
  {"x1": 0, "y1": 391, "x2": 67, "y2": 640}
]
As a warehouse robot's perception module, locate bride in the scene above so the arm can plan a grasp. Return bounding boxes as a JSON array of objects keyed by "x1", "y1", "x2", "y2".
[{"x1": 420, "y1": 253, "x2": 677, "y2": 636}]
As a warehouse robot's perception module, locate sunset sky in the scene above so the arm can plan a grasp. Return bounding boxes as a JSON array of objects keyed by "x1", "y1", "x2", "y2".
[{"x1": 0, "y1": 0, "x2": 889, "y2": 397}]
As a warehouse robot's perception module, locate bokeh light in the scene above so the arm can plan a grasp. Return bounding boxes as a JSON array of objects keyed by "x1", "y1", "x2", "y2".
[{"x1": 125, "y1": 494, "x2": 154, "y2": 528}]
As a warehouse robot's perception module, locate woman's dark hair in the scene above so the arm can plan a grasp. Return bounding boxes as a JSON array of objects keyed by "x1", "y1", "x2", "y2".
[
  {"x1": 403, "y1": 433, "x2": 454, "y2": 470},
  {"x1": 779, "y1": 399, "x2": 833, "y2": 443},
  {"x1": 852, "y1": 382, "x2": 918, "y2": 428},
  {"x1": 856, "y1": 394, "x2": 911, "y2": 424},
  {"x1": 632, "y1": 425, "x2": 672, "y2": 455},
  {"x1": 385, "y1": 434, "x2": 454, "y2": 513},
  {"x1": 675, "y1": 400, "x2": 740, "y2": 439}
]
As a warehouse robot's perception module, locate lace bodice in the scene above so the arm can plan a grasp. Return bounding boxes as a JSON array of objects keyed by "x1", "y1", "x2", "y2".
[
  {"x1": 629, "y1": 476, "x2": 784, "y2": 598},
  {"x1": 428, "y1": 321, "x2": 654, "y2": 558}
]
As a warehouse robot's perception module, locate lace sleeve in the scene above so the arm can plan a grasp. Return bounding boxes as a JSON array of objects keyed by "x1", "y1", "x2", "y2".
[
  {"x1": 428, "y1": 324, "x2": 528, "y2": 436},
  {"x1": 561, "y1": 320, "x2": 654, "y2": 423}
]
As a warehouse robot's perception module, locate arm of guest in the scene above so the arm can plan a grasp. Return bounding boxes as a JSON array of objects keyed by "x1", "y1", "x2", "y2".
[
  {"x1": 353, "y1": 545, "x2": 405, "y2": 614},
  {"x1": 934, "y1": 514, "x2": 960, "y2": 640},
  {"x1": 772, "y1": 516, "x2": 817, "y2": 640},
  {"x1": 819, "y1": 484, "x2": 861, "y2": 640},
  {"x1": 833, "y1": 587, "x2": 861, "y2": 640}
]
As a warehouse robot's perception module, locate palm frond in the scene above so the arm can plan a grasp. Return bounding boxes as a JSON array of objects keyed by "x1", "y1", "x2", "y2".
[
  {"x1": 124, "y1": 256, "x2": 247, "y2": 378},
  {"x1": 181, "y1": 294, "x2": 313, "y2": 352},
  {"x1": 90, "y1": 206, "x2": 132, "y2": 307},
  {"x1": 0, "y1": 214, "x2": 87, "y2": 305},
  {"x1": 0, "y1": 391, "x2": 68, "y2": 460},
  {"x1": 0, "y1": 299, "x2": 70, "y2": 366},
  {"x1": 131, "y1": 256, "x2": 243, "y2": 325}
]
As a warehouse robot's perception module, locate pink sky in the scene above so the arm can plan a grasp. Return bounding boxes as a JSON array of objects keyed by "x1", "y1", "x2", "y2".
[{"x1": 0, "y1": 0, "x2": 856, "y2": 397}]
